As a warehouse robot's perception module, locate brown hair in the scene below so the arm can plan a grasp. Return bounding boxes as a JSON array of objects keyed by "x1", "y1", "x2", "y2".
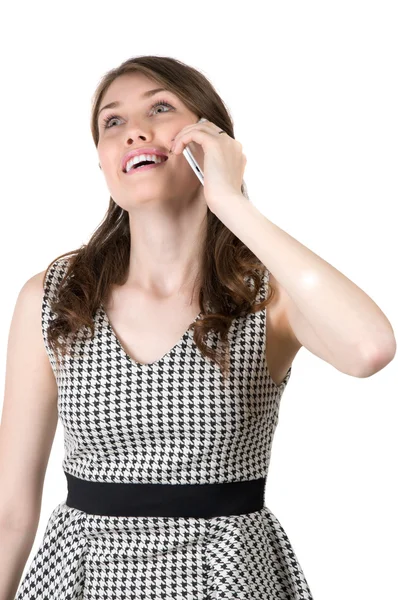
[{"x1": 45, "y1": 55, "x2": 274, "y2": 383}]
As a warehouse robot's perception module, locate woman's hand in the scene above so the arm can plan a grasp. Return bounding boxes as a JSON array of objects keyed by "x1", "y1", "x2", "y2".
[{"x1": 170, "y1": 118, "x2": 247, "y2": 213}]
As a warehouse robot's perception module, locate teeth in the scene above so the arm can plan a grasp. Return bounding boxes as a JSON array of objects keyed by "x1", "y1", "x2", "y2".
[{"x1": 125, "y1": 154, "x2": 166, "y2": 173}]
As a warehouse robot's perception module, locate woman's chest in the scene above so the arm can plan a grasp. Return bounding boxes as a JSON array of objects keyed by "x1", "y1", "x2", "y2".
[
  {"x1": 103, "y1": 292, "x2": 201, "y2": 367},
  {"x1": 102, "y1": 290, "x2": 292, "y2": 384}
]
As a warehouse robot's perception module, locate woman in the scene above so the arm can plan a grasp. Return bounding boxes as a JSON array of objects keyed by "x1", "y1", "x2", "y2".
[{"x1": 2, "y1": 55, "x2": 395, "y2": 599}]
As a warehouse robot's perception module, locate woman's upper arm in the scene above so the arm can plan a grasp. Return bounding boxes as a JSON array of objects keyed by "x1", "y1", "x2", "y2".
[{"x1": 0, "y1": 270, "x2": 58, "y2": 530}]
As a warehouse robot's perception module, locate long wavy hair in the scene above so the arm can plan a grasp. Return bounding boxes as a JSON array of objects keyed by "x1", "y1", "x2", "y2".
[{"x1": 45, "y1": 55, "x2": 274, "y2": 383}]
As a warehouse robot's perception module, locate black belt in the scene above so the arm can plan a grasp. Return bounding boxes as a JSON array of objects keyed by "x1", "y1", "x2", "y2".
[{"x1": 65, "y1": 472, "x2": 265, "y2": 518}]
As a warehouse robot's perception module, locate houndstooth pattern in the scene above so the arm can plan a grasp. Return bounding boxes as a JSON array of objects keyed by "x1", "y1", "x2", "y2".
[{"x1": 15, "y1": 257, "x2": 313, "y2": 599}]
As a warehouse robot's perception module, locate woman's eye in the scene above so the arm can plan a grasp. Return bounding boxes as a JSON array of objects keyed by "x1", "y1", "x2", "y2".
[
  {"x1": 103, "y1": 115, "x2": 120, "y2": 129},
  {"x1": 150, "y1": 100, "x2": 174, "y2": 115},
  {"x1": 102, "y1": 100, "x2": 174, "y2": 129}
]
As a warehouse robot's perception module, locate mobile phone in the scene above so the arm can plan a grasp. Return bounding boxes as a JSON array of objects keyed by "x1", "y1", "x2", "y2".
[{"x1": 182, "y1": 117, "x2": 206, "y2": 185}]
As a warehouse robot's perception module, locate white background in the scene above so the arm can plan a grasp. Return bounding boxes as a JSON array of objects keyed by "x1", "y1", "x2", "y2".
[{"x1": 0, "y1": 1, "x2": 397, "y2": 598}]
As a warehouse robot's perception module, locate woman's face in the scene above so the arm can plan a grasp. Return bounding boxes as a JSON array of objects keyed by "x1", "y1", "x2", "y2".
[{"x1": 96, "y1": 72, "x2": 205, "y2": 211}]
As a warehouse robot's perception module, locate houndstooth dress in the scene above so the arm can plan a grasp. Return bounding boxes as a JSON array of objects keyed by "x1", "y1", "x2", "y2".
[{"x1": 15, "y1": 256, "x2": 314, "y2": 600}]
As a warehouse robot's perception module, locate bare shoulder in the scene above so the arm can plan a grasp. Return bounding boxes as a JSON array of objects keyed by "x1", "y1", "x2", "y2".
[
  {"x1": 8, "y1": 267, "x2": 55, "y2": 383},
  {"x1": 24, "y1": 268, "x2": 48, "y2": 294},
  {"x1": 15, "y1": 269, "x2": 49, "y2": 315}
]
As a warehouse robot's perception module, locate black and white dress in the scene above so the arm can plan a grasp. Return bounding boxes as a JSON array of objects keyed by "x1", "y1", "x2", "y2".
[{"x1": 15, "y1": 256, "x2": 314, "y2": 599}]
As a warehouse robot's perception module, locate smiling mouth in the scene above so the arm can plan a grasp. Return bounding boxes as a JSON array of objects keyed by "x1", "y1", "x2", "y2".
[
  {"x1": 123, "y1": 158, "x2": 169, "y2": 175},
  {"x1": 123, "y1": 156, "x2": 169, "y2": 173}
]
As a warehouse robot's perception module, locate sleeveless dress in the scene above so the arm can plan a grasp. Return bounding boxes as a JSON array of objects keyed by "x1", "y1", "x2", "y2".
[{"x1": 15, "y1": 256, "x2": 314, "y2": 600}]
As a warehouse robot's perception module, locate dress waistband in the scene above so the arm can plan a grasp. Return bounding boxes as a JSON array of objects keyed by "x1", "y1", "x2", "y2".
[{"x1": 65, "y1": 472, "x2": 266, "y2": 518}]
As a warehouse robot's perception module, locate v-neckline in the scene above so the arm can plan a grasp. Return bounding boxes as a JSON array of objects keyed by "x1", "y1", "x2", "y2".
[{"x1": 99, "y1": 304, "x2": 202, "y2": 368}]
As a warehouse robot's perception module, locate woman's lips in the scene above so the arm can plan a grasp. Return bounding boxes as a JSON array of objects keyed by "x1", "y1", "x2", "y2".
[{"x1": 124, "y1": 159, "x2": 168, "y2": 175}]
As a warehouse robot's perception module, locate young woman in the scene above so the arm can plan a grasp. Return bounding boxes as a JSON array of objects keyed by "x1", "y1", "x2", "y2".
[{"x1": 1, "y1": 55, "x2": 395, "y2": 600}]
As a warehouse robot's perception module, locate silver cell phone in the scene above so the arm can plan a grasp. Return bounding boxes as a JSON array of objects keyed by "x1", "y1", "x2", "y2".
[{"x1": 181, "y1": 117, "x2": 206, "y2": 185}]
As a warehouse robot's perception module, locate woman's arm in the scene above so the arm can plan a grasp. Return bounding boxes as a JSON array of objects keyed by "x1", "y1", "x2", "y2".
[
  {"x1": 213, "y1": 194, "x2": 396, "y2": 376},
  {"x1": 0, "y1": 271, "x2": 58, "y2": 600}
]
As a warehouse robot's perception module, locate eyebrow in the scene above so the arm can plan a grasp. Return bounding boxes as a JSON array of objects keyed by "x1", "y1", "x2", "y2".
[{"x1": 98, "y1": 88, "x2": 169, "y2": 116}]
